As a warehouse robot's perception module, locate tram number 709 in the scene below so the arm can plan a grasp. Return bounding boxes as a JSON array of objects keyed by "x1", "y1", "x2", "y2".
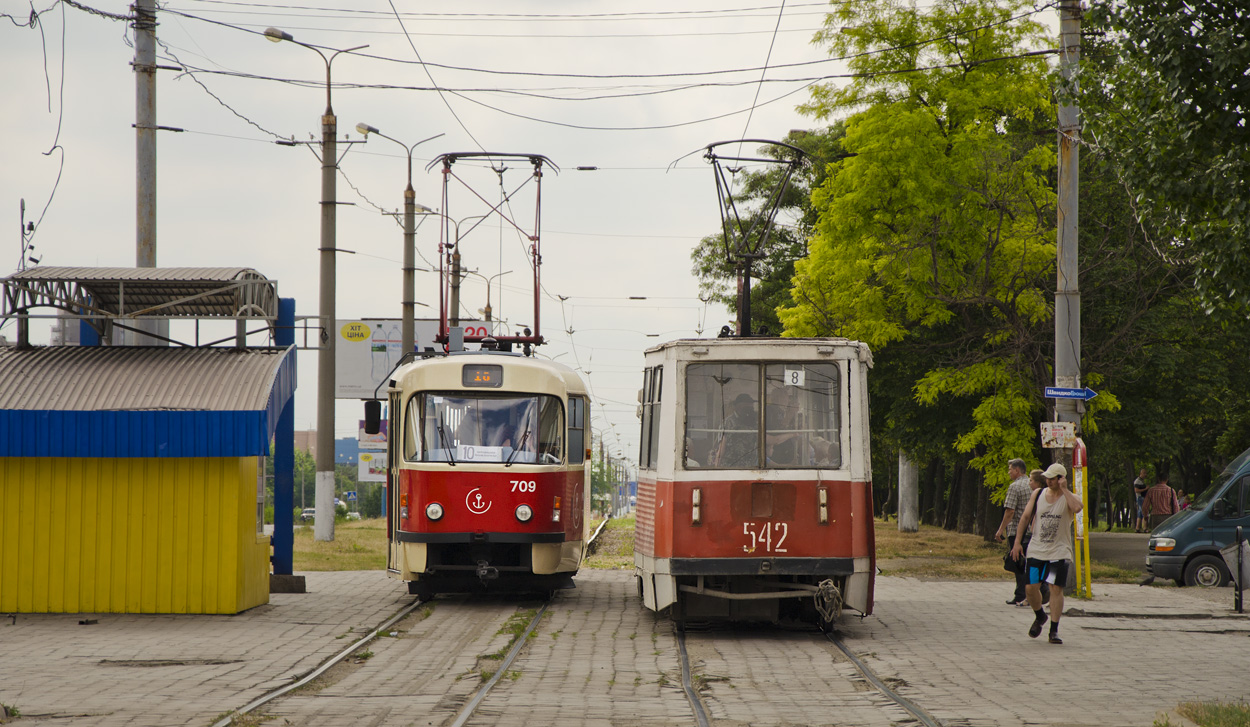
[
  {"x1": 742, "y1": 521, "x2": 788, "y2": 554},
  {"x1": 510, "y1": 480, "x2": 537, "y2": 492}
]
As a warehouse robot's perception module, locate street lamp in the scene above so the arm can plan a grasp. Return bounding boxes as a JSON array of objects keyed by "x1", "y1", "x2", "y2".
[
  {"x1": 265, "y1": 26, "x2": 366, "y2": 543},
  {"x1": 355, "y1": 122, "x2": 444, "y2": 354},
  {"x1": 466, "y1": 269, "x2": 512, "y2": 326}
]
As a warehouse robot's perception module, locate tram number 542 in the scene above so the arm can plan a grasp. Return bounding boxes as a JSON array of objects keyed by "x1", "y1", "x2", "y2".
[{"x1": 743, "y1": 521, "x2": 788, "y2": 554}]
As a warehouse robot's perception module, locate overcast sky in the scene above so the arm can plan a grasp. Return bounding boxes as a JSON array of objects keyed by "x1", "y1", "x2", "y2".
[{"x1": 1, "y1": 1, "x2": 1057, "y2": 469}]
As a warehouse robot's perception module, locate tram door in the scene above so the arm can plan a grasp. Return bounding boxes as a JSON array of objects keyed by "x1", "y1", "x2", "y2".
[{"x1": 386, "y1": 390, "x2": 402, "y2": 574}]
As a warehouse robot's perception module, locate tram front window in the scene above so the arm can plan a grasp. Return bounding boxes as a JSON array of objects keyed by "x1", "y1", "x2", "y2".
[
  {"x1": 685, "y1": 362, "x2": 840, "y2": 469},
  {"x1": 409, "y1": 393, "x2": 564, "y2": 464}
]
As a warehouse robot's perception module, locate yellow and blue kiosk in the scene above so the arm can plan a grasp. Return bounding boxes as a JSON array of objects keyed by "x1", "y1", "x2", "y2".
[{"x1": 0, "y1": 267, "x2": 297, "y2": 614}]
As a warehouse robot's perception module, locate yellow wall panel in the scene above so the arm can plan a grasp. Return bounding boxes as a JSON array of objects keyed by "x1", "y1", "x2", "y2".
[{"x1": 0, "y1": 456, "x2": 270, "y2": 614}]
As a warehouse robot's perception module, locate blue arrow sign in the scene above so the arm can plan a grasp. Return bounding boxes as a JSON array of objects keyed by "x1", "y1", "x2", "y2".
[{"x1": 1044, "y1": 386, "x2": 1098, "y2": 401}]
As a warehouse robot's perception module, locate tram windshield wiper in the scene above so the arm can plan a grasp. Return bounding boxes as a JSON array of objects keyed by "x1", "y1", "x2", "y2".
[
  {"x1": 437, "y1": 420, "x2": 456, "y2": 466},
  {"x1": 505, "y1": 425, "x2": 531, "y2": 467}
]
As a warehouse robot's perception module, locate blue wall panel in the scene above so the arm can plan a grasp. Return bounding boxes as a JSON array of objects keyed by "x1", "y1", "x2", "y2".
[
  {"x1": 0, "y1": 410, "x2": 271, "y2": 458},
  {"x1": 1, "y1": 344, "x2": 296, "y2": 460}
]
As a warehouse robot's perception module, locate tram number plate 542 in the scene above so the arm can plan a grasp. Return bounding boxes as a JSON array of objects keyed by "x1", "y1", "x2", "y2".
[{"x1": 743, "y1": 521, "x2": 788, "y2": 554}]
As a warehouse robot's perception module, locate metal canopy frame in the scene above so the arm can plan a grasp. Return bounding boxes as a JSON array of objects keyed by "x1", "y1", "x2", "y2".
[{"x1": 1, "y1": 267, "x2": 280, "y2": 347}]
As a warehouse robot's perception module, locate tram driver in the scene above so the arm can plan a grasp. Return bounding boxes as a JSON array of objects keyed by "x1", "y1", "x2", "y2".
[{"x1": 713, "y1": 392, "x2": 759, "y2": 468}]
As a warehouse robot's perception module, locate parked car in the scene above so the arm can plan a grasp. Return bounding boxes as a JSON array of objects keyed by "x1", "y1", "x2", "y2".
[
  {"x1": 345, "y1": 511, "x2": 362, "y2": 521},
  {"x1": 1148, "y1": 447, "x2": 1250, "y2": 587},
  {"x1": 299, "y1": 508, "x2": 317, "y2": 522}
]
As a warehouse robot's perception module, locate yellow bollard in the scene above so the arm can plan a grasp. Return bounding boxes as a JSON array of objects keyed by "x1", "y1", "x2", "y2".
[{"x1": 1071, "y1": 438, "x2": 1093, "y2": 598}]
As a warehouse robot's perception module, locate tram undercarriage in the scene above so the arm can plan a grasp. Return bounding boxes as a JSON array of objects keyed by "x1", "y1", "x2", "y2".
[{"x1": 391, "y1": 539, "x2": 583, "y2": 598}]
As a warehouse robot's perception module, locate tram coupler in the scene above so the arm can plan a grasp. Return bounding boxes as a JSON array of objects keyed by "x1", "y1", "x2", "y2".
[{"x1": 476, "y1": 560, "x2": 500, "y2": 581}]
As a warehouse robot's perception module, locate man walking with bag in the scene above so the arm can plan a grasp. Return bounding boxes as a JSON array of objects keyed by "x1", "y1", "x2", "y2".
[{"x1": 995, "y1": 459, "x2": 1032, "y2": 606}]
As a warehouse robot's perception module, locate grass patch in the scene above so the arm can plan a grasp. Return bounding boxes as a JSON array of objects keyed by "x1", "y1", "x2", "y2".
[
  {"x1": 875, "y1": 519, "x2": 1142, "y2": 583},
  {"x1": 482, "y1": 608, "x2": 539, "y2": 663},
  {"x1": 1171, "y1": 701, "x2": 1250, "y2": 727},
  {"x1": 293, "y1": 518, "x2": 387, "y2": 571},
  {"x1": 585, "y1": 516, "x2": 635, "y2": 570}
]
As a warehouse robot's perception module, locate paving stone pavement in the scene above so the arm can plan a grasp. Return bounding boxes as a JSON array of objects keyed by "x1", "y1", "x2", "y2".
[
  {"x1": 835, "y1": 578, "x2": 1250, "y2": 727},
  {"x1": 1, "y1": 569, "x2": 1246, "y2": 727}
]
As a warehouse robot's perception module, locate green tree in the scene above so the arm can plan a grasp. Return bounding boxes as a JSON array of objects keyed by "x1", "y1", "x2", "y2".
[
  {"x1": 781, "y1": 0, "x2": 1073, "y2": 495},
  {"x1": 1078, "y1": 0, "x2": 1250, "y2": 311}
]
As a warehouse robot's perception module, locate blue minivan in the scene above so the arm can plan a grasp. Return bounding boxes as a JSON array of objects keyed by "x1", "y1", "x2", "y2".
[{"x1": 1147, "y1": 447, "x2": 1250, "y2": 587}]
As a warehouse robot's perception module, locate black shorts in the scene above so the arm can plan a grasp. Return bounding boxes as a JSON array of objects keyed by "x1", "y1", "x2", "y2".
[{"x1": 1026, "y1": 558, "x2": 1068, "y2": 587}]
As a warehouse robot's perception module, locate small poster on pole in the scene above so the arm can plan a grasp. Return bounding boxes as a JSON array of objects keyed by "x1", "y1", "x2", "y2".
[{"x1": 1040, "y1": 422, "x2": 1076, "y2": 449}]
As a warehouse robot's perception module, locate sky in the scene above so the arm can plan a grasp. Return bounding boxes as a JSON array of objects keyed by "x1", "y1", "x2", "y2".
[{"x1": 0, "y1": 1, "x2": 1062, "y2": 471}]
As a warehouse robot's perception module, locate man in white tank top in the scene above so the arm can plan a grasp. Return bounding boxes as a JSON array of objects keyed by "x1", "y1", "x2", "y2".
[{"x1": 1010, "y1": 462, "x2": 1083, "y2": 644}]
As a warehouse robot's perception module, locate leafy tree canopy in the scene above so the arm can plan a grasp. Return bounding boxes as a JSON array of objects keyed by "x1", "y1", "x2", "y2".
[
  {"x1": 1080, "y1": 0, "x2": 1250, "y2": 311},
  {"x1": 779, "y1": 0, "x2": 1090, "y2": 489}
]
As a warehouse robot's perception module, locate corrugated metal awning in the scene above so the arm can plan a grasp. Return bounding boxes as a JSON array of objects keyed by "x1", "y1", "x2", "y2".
[{"x1": 0, "y1": 345, "x2": 296, "y2": 458}]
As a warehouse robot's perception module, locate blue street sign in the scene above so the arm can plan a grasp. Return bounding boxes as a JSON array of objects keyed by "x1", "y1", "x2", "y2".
[
  {"x1": 345, "y1": 490, "x2": 357, "y2": 501},
  {"x1": 1044, "y1": 386, "x2": 1098, "y2": 401}
]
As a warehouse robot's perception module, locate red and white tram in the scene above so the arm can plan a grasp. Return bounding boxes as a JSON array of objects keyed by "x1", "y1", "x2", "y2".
[
  {"x1": 378, "y1": 349, "x2": 592, "y2": 598},
  {"x1": 634, "y1": 337, "x2": 875, "y2": 625}
]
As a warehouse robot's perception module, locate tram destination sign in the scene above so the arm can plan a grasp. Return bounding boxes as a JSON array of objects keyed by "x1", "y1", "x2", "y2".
[{"x1": 1044, "y1": 386, "x2": 1098, "y2": 401}]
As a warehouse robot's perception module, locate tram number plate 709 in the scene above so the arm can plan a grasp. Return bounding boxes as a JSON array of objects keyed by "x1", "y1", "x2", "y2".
[{"x1": 743, "y1": 521, "x2": 788, "y2": 554}]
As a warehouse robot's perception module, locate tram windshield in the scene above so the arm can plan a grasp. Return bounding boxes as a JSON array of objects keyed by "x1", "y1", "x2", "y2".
[
  {"x1": 406, "y1": 392, "x2": 564, "y2": 464},
  {"x1": 684, "y1": 362, "x2": 840, "y2": 470}
]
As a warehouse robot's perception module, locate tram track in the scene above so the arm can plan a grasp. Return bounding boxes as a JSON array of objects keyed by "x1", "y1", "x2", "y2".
[
  {"x1": 213, "y1": 521, "x2": 608, "y2": 726},
  {"x1": 673, "y1": 622, "x2": 942, "y2": 727}
]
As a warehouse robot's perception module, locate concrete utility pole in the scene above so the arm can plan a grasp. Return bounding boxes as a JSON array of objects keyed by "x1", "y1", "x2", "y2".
[
  {"x1": 135, "y1": 0, "x2": 156, "y2": 271},
  {"x1": 352, "y1": 124, "x2": 442, "y2": 355},
  {"x1": 1054, "y1": 0, "x2": 1082, "y2": 463},
  {"x1": 898, "y1": 451, "x2": 919, "y2": 532}
]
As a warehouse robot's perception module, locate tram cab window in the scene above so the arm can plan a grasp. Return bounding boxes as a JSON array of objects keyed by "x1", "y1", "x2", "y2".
[
  {"x1": 684, "y1": 362, "x2": 840, "y2": 470},
  {"x1": 568, "y1": 396, "x2": 586, "y2": 464},
  {"x1": 406, "y1": 393, "x2": 564, "y2": 464}
]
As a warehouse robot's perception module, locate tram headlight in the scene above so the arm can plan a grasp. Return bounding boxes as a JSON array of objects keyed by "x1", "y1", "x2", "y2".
[
  {"x1": 425, "y1": 502, "x2": 444, "y2": 521},
  {"x1": 691, "y1": 487, "x2": 702, "y2": 525},
  {"x1": 818, "y1": 486, "x2": 829, "y2": 525},
  {"x1": 516, "y1": 504, "x2": 534, "y2": 522}
]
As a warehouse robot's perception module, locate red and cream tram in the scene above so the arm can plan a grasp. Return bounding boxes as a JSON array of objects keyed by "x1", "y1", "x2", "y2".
[
  {"x1": 634, "y1": 337, "x2": 875, "y2": 625},
  {"x1": 379, "y1": 349, "x2": 592, "y2": 598}
]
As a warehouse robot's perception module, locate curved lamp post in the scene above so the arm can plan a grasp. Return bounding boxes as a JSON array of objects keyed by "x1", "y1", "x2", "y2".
[
  {"x1": 265, "y1": 26, "x2": 366, "y2": 543},
  {"x1": 355, "y1": 123, "x2": 444, "y2": 354}
]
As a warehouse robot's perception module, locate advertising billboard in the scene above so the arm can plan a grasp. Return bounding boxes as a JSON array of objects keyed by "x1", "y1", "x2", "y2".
[{"x1": 334, "y1": 318, "x2": 441, "y2": 399}]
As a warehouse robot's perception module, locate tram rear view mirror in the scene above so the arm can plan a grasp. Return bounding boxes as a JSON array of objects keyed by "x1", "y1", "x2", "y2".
[{"x1": 364, "y1": 400, "x2": 381, "y2": 435}]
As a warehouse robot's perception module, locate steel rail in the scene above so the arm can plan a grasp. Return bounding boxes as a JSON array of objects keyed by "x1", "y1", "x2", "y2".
[
  {"x1": 825, "y1": 631, "x2": 942, "y2": 727},
  {"x1": 210, "y1": 598, "x2": 424, "y2": 727},
  {"x1": 675, "y1": 626, "x2": 712, "y2": 727}
]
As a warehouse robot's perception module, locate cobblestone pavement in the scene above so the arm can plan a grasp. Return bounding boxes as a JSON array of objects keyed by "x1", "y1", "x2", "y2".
[{"x1": 1, "y1": 569, "x2": 1246, "y2": 727}]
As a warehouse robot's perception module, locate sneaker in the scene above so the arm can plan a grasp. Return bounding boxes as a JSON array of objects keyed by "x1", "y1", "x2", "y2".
[
  {"x1": 1028, "y1": 613, "x2": 1048, "y2": 638},
  {"x1": 1049, "y1": 634, "x2": 1063, "y2": 645},
  {"x1": 1007, "y1": 599, "x2": 1025, "y2": 606}
]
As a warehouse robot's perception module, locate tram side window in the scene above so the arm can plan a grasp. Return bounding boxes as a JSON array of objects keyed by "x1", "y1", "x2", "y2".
[
  {"x1": 639, "y1": 366, "x2": 662, "y2": 470},
  {"x1": 648, "y1": 366, "x2": 662, "y2": 469},
  {"x1": 684, "y1": 362, "x2": 840, "y2": 469},
  {"x1": 568, "y1": 396, "x2": 586, "y2": 464}
]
